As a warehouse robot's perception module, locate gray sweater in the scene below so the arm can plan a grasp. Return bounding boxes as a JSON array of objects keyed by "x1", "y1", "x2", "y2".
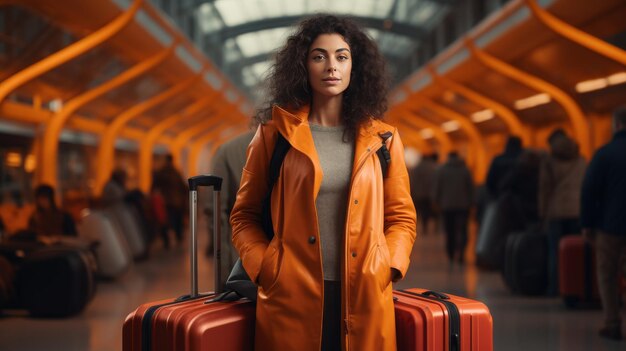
[{"x1": 310, "y1": 124, "x2": 354, "y2": 281}]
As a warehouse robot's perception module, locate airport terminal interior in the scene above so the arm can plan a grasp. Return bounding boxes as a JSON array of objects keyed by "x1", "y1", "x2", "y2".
[{"x1": 1, "y1": 0, "x2": 626, "y2": 350}]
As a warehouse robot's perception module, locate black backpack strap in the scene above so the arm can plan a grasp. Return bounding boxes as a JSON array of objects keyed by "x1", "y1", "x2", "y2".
[
  {"x1": 261, "y1": 132, "x2": 291, "y2": 240},
  {"x1": 376, "y1": 131, "x2": 392, "y2": 178}
]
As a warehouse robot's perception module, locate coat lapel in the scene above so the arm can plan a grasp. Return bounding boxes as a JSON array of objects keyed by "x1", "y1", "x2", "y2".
[{"x1": 271, "y1": 105, "x2": 324, "y2": 197}]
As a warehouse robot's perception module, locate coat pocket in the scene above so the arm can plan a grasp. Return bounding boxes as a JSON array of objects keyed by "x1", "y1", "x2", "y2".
[
  {"x1": 258, "y1": 239, "x2": 283, "y2": 292},
  {"x1": 377, "y1": 241, "x2": 392, "y2": 291}
]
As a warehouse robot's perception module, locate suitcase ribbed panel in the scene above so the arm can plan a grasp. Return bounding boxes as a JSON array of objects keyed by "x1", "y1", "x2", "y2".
[{"x1": 394, "y1": 288, "x2": 493, "y2": 351}]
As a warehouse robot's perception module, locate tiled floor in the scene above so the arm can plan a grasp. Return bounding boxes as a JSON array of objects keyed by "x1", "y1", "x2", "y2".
[{"x1": 0, "y1": 217, "x2": 624, "y2": 350}]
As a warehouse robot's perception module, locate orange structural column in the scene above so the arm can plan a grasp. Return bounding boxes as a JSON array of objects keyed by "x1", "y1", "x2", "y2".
[
  {"x1": 394, "y1": 107, "x2": 454, "y2": 161},
  {"x1": 0, "y1": 0, "x2": 143, "y2": 106},
  {"x1": 189, "y1": 124, "x2": 245, "y2": 178},
  {"x1": 170, "y1": 112, "x2": 221, "y2": 169},
  {"x1": 427, "y1": 66, "x2": 530, "y2": 146},
  {"x1": 387, "y1": 109, "x2": 437, "y2": 156},
  {"x1": 394, "y1": 124, "x2": 432, "y2": 154},
  {"x1": 466, "y1": 39, "x2": 591, "y2": 159},
  {"x1": 94, "y1": 73, "x2": 204, "y2": 196},
  {"x1": 170, "y1": 98, "x2": 240, "y2": 169},
  {"x1": 39, "y1": 46, "x2": 175, "y2": 188},
  {"x1": 526, "y1": 0, "x2": 626, "y2": 67},
  {"x1": 138, "y1": 95, "x2": 217, "y2": 193},
  {"x1": 411, "y1": 95, "x2": 487, "y2": 183}
]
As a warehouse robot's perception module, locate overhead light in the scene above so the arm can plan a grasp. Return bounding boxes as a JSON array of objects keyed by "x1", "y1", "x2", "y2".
[
  {"x1": 48, "y1": 99, "x2": 63, "y2": 112},
  {"x1": 607, "y1": 72, "x2": 626, "y2": 85},
  {"x1": 442, "y1": 121, "x2": 459, "y2": 132},
  {"x1": 471, "y1": 109, "x2": 494, "y2": 123},
  {"x1": 420, "y1": 129, "x2": 434, "y2": 139},
  {"x1": 6, "y1": 152, "x2": 21, "y2": 167},
  {"x1": 25, "y1": 154, "x2": 35, "y2": 173},
  {"x1": 514, "y1": 93, "x2": 551, "y2": 110},
  {"x1": 575, "y1": 71, "x2": 626, "y2": 94},
  {"x1": 576, "y1": 78, "x2": 608, "y2": 93}
]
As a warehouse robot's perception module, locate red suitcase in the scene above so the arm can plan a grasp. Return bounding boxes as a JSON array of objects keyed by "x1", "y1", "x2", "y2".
[
  {"x1": 558, "y1": 235, "x2": 600, "y2": 307},
  {"x1": 123, "y1": 175, "x2": 256, "y2": 351},
  {"x1": 394, "y1": 288, "x2": 493, "y2": 351}
]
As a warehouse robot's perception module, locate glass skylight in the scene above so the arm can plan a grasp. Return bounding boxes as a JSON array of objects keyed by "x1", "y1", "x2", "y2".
[
  {"x1": 235, "y1": 27, "x2": 292, "y2": 57},
  {"x1": 213, "y1": 0, "x2": 395, "y2": 27},
  {"x1": 193, "y1": 0, "x2": 448, "y2": 100}
]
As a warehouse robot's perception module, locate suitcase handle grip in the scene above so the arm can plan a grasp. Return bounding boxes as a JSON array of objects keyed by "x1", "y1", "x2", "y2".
[
  {"x1": 188, "y1": 175, "x2": 222, "y2": 191},
  {"x1": 188, "y1": 175, "x2": 223, "y2": 298},
  {"x1": 421, "y1": 290, "x2": 450, "y2": 300}
]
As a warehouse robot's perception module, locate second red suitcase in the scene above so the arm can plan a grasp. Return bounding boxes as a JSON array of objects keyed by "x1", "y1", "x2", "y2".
[
  {"x1": 123, "y1": 175, "x2": 255, "y2": 351},
  {"x1": 394, "y1": 288, "x2": 493, "y2": 351},
  {"x1": 558, "y1": 235, "x2": 600, "y2": 307}
]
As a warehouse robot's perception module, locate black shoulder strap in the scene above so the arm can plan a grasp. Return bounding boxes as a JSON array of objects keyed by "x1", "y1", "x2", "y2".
[
  {"x1": 376, "y1": 131, "x2": 392, "y2": 178},
  {"x1": 261, "y1": 132, "x2": 291, "y2": 240},
  {"x1": 268, "y1": 133, "x2": 290, "y2": 186}
]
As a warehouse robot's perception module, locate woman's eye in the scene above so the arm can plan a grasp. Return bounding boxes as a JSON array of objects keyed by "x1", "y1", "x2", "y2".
[
  {"x1": 312, "y1": 54, "x2": 325, "y2": 61},
  {"x1": 338, "y1": 55, "x2": 349, "y2": 61}
]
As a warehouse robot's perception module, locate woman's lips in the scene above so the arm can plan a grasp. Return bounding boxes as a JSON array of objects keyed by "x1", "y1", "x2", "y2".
[{"x1": 322, "y1": 78, "x2": 341, "y2": 85}]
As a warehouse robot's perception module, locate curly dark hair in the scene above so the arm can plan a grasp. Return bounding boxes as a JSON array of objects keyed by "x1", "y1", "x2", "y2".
[{"x1": 255, "y1": 14, "x2": 389, "y2": 136}]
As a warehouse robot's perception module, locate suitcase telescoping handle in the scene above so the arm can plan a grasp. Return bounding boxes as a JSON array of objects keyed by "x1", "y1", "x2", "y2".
[{"x1": 188, "y1": 175, "x2": 222, "y2": 298}]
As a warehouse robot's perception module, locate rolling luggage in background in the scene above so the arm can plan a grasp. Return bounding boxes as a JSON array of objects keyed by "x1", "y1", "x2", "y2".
[
  {"x1": 502, "y1": 231, "x2": 548, "y2": 295},
  {"x1": 559, "y1": 235, "x2": 600, "y2": 307},
  {"x1": 0, "y1": 256, "x2": 14, "y2": 309},
  {"x1": 106, "y1": 203, "x2": 148, "y2": 261},
  {"x1": 475, "y1": 193, "x2": 525, "y2": 269},
  {"x1": 77, "y1": 210, "x2": 132, "y2": 279},
  {"x1": 0, "y1": 241, "x2": 97, "y2": 317},
  {"x1": 18, "y1": 246, "x2": 97, "y2": 317},
  {"x1": 394, "y1": 288, "x2": 493, "y2": 351},
  {"x1": 123, "y1": 175, "x2": 255, "y2": 351}
]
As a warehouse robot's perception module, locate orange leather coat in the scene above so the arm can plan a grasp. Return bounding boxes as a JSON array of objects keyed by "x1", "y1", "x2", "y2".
[{"x1": 231, "y1": 105, "x2": 417, "y2": 351}]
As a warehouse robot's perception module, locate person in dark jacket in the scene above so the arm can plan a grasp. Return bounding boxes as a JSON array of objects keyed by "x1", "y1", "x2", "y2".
[
  {"x1": 499, "y1": 150, "x2": 542, "y2": 224},
  {"x1": 29, "y1": 184, "x2": 77, "y2": 237},
  {"x1": 540, "y1": 129, "x2": 587, "y2": 295},
  {"x1": 485, "y1": 136, "x2": 523, "y2": 199},
  {"x1": 409, "y1": 153, "x2": 438, "y2": 235},
  {"x1": 581, "y1": 106, "x2": 626, "y2": 340},
  {"x1": 205, "y1": 130, "x2": 255, "y2": 282},
  {"x1": 433, "y1": 152, "x2": 474, "y2": 263},
  {"x1": 153, "y1": 154, "x2": 188, "y2": 245}
]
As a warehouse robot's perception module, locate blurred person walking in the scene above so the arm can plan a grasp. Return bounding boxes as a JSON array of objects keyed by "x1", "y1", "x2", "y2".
[
  {"x1": 581, "y1": 107, "x2": 626, "y2": 340},
  {"x1": 485, "y1": 136, "x2": 523, "y2": 199},
  {"x1": 101, "y1": 169, "x2": 127, "y2": 207},
  {"x1": 433, "y1": 152, "x2": 474, "y2": 263},
  {"x1": 153, "y1": 154, "x2": 188, "y2": 245},
  {"x1": 206, "y1": 130, "x2": 255, "y2": 284},
  {"x1": 539, "y1": 129, "x2": 587, "y2": 295},
  {"x1": 410, "y1": 154, "x2": 437, "y2": 236}
]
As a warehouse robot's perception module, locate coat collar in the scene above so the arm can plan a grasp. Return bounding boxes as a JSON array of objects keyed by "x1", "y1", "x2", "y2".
[
  {"x1": 272, "y1": 104, "x2": 323, "y2": 196},
  {"x1": 271, "y1": 104, "x2": 393, "y2": 187}
]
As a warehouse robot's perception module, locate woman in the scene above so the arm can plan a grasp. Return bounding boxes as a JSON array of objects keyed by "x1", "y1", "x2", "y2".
[{"x1": 230, "y1": 15, "x2": 416, "y2": 351}]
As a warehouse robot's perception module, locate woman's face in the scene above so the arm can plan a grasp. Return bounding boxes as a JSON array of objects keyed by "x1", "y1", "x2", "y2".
[{"x1": 307, "y1": 33, "x2": 352, "y2": 99}]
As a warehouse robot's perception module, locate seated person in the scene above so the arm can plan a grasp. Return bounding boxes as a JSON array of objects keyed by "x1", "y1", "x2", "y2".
[{"x1": 29, "y1": 184, "x2": 77, "y2": 238}]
